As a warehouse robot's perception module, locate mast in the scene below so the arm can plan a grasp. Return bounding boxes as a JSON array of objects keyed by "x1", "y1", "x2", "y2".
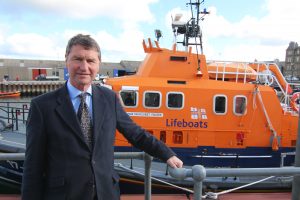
[
  {"x1": 172, "y1": 0, "x2": 209, "y2": 53},
  {"x1": 171, "y1": 0, "x2": 209, "y2": 73}
]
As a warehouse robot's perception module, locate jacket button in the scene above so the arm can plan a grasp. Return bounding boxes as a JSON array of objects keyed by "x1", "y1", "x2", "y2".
[{"x1": 92, "y1": 160, "x2": 96, "y2": 165}]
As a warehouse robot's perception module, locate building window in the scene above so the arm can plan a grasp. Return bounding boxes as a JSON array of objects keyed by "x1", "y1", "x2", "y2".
[
  {"x1": 167, "y1": 92, "x2": 184, "y2": 109},
  {"x1": 20, "y1": 60, "x2": 24, "y2": 67},
  {"x1": 120, "y1": 90, "x2": 138, "y2": 107},
  {"x1": 52, "y1": 71, "x2": 59, "y2": 76},
  {"x1": 144, "y1": 91, "x2": 161, "y2": 108},
  {"x1": 213, "y1": 95, "x2": 227, "y2": 115},
  {"x1": 160, "y1": 131, "x2": 166, "y2": 143},
  {"x1": 173, "y1": 131, "x2": 183, "y2": 144},
  {"x1": 234, "y1": 96, "x2": 247, "y2": 115}
]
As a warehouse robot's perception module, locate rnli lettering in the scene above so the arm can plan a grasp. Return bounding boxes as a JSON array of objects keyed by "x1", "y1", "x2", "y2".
[
  {"x1": 127, "y1": 112, "x2": 163, "y2": 117},
  {"x1": 166, "y1": 119, "x2": 208, "y2": 128}
]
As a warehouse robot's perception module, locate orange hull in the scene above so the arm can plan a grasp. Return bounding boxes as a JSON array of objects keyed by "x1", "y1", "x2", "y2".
[
  {"x1": 104, "y1": 0, "x2": 297, "y2": 168},
  {"x1": 106, "y1": 39, "x2": 297, "y2": 168}
]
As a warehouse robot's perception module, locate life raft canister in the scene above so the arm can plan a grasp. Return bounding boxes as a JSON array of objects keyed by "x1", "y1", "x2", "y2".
[{"x1": 290, "y1": 92, "x2": 300, "y2": 112}]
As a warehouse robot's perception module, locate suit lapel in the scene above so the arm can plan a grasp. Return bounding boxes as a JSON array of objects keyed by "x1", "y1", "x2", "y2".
[
  {"x1": 92, "y1": 86, "x2": 106, "y2": 150},
  {"x1": 55, "y1": 85, "x2": 90, "y2": 150}
]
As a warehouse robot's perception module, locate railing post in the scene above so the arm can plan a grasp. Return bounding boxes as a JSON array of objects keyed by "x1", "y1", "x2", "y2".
[
  {"x1": 22, "y1": 104, "x2": 26, "y2": 123},
  {"x1": 292, "y1": 115, "x2": 300, "y2": 200},
  {"x1": 143, "y1": 153, "x2": 152, "y2": 200},
  {"x1": 7, "y1": 102, "x2": 10, "y2": 123},
  {"x1": 15, "y1": 109, "x2": 19, "y2": 131},
  {"x1": 10, "y1": 109, "x2": 14, "y2": 130},
  {"x1": 192, "y1": 165, "x2": 206, "y2": 200}
]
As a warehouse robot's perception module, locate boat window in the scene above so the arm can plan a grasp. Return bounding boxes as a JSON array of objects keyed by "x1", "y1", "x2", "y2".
[
  {"x1": 119, "y1": 90, "x2": 138, "y2": 107},
  {"x1": 167, "y1": 92, "x2": 184, "y2": 109},
  {"x1": 144, "y1": 91, "x2": 161, "y2": 108},
  {"x1": 160, "y1": 131, "x2": 166, "y2": 143},
  {"x1": 173, "y1": 131, "x2": 183, "y2": 144},
  {"x1": 213, "y1": 95, "x2": 227, "y2": 115},
  {"x1": 234, "y1": 96, "x2": 247, "y2": 115},
  {"x1": 147, "y1": 130, "x2": 154, "y2": 135}
]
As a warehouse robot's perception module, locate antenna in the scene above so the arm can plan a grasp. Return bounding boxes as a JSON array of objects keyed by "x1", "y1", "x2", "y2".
[
  {"x1": 154, "y1": 29, "x2": 162, "y2": 42},
  {"x1": 184, "y1": 0, "x2": 209, "y2": 74},
  {"x1": 171, "y1": 0, "x2": 209, "y2": 54}
]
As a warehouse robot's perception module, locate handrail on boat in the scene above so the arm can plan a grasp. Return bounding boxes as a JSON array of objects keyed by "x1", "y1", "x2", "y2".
[{"x1": 206, "y1": 61, "x2": 299, "y2": 114}]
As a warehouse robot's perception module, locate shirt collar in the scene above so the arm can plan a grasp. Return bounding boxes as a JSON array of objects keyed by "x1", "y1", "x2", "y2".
[{"x1": 67, "y1": 80, "x2": 92, "y2": 100}]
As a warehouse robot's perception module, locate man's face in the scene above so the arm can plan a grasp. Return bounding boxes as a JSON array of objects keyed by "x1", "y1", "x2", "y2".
[{"x1": 66, "y1": 45, "x2": 100, "y2": 91}]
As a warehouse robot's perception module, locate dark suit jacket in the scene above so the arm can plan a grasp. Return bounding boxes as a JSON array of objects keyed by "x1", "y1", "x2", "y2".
[{"x1": 21, "y1": 84, "x2": 175, "y2": 200}]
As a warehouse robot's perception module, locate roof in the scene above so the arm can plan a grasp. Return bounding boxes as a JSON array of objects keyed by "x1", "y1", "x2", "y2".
[{"x1": 120, "y1": 60, "x2": 141, "y2": 72}]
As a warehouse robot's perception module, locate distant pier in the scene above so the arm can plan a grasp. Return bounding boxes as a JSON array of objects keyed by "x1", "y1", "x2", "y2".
[
  {"x1": 0, "y1": 81, "x2": 104, "y2": 96},
  {"x1": 0, "y1": 81, "x2": 65, "y2": 96}
]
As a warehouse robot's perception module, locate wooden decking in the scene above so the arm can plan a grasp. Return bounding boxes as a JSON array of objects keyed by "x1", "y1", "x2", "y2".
[{"x1": 0, "y1": 193, "x2": 291, "y2": 200}]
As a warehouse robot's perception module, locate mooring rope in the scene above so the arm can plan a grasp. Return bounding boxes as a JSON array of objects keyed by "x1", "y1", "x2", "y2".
[{"x1": 203, "y1": 176, "x2": 275, "y2": 199}]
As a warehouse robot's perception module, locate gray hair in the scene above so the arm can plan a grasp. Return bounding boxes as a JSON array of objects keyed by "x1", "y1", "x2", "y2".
[{"x1": 65, "y1": 34, "x2": 101, "y2": 61}]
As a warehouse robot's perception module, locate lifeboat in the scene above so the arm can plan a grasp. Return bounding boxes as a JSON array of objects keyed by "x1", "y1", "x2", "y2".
[
  {"x1": 0, "y1": 0, "x2": 297, "y2": 194},
  {"x1": 105, "y1": 0, "x2": 297, "y2": 174},
  {"x1": 0, "y1": 91, "x2": 21, "y2": 98},
  {"x1": 207, "y1": 62, "x2": 258, "y2": 81}
]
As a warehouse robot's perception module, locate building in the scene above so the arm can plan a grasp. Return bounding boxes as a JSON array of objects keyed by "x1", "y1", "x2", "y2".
[
  {"x1": 0, "y1": 58, "x2": 141, "y2": 81},
  {"x1": 285, "y1": 41, "x2": 300, "y2": 78}
]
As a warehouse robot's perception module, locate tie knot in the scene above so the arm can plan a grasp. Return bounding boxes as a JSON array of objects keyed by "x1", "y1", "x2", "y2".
[{"x1": 79, "y1": 93, "x2": 87, "y2": 102}]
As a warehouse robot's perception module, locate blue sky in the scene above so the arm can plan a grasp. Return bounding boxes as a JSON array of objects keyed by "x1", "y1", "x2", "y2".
[{"x1": 0, "y1": 0, "x2": 299, "y2": 62}]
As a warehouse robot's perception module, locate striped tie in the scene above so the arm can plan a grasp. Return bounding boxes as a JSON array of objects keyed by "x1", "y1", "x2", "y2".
[{"x1": 77, "y1": 93, "x2": 93, "y2": 149}]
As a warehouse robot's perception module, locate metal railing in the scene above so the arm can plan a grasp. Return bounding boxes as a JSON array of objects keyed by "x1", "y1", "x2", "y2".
[
  {"x1": 169, "y1": 166, "x2": 300, "y2": 200},
  {"x1": 0, "y1": 101, "x2": 30, "y2": 131},
  {"x1": 114, "y1": 152, "x2": 152, "y2": 200},
  {"x1": 1, "y1": 152, "x2": 300, "y2": 200},
  {"x1": 206, "y1": 61, "x2": 300, "y2": 114},
  {"x1": 0, "y1": 152, "x2": 152, "y2": 200}
]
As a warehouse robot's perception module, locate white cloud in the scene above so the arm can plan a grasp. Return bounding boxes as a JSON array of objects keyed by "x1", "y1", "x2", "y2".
[
  {"x1": 205, "y1": 0, "x2": 300, "y2": 41},
  {"x1": 0, "y1": 23, "x2": 10, "y2": 45},
  {"x1": 213, "y1": 44, "x2": 285, "y2": 62},
  {"x1": 51, "y1": 28, "x2": 145, "y2": 62},
  {"x1": 262, "y1": 0, "x2": 300, "y2": 41},
  {"x1": 0, "y1": 0, "x2": 157, "y2": 61},
  {"x1": 0, "y1": 24, "x2": 145, "y2": 62},
  {"x1": 204, "y1": 0, "x2": 300, "y2": 61},
  {"x1": 3, "y1": 33, "x2": 61, "y2": 59},
  {"x1": 163, "y1": 0, "x2": 300, "y2": 62},
  {"x1": 6, "y1": 0, "x2": 158, "y2": 23},
  {"x1": 0, "y1": 33, "x2": 4, "y2": 45},
  {"x1": 95, "y1": 27, "x2": 145, "y2": 62},
  {"x1": 1, "y1": 0, "x2": 299, "y2": 62}
]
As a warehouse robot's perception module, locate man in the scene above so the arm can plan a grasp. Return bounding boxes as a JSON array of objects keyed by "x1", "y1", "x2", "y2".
[{"x1": 22, "y1": 34, "x2": 183, "y2": 200}]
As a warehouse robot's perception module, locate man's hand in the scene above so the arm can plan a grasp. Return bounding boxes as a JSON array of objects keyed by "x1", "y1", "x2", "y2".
[{"x1": 167, "y1": 156, "x2": 183, "y2": 168}]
